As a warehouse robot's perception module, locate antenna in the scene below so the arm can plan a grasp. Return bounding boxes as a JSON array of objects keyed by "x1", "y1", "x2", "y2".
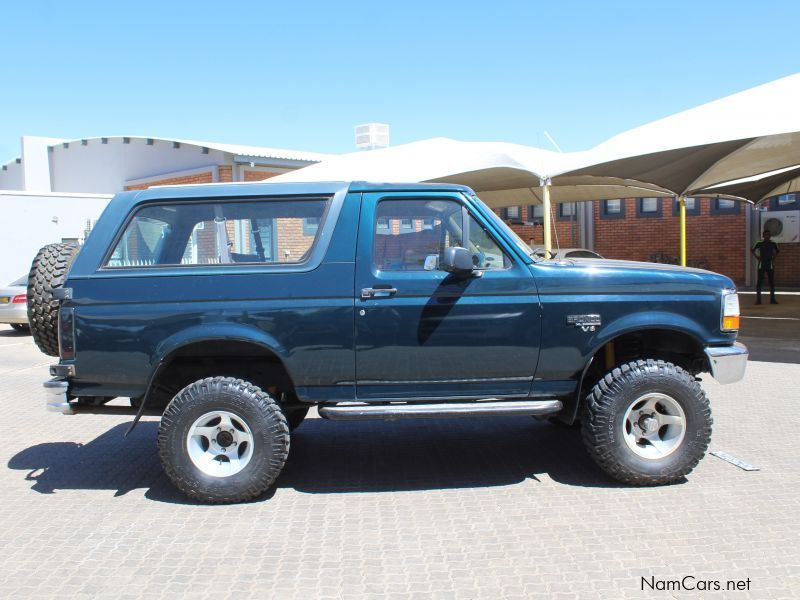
[
  {"x1": 542, "y1": 131, "x2": 563, "y2": 256},
  {"x1": 543, "y1": 130, "x2": 563, "y2": 153}
]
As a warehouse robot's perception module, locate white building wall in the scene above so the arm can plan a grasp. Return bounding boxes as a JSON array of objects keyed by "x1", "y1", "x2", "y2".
[
  {"x1": 0, "y1": 160, "x2": 24, "y2": 190},
  {"x1": 0, "y1": 191, "x2": 111, "y2": 285},
  {"x1": 49, "y1": 137, "x2": 229, "y2": 194},
  {"x1": 22, "y1": 136, "x2": 65, "y2": 192}
]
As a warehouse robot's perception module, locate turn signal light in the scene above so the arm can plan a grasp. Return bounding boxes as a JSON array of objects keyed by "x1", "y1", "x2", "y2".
[
  {"x1": 722, "y1": 315, "x2": 740, "y2": 331},
  {"x1": 721, "y1": 291, "x2": 740, "y2": 332},
  {"x1": 11, "y1": 294, "x2": 26, "y2": 304}
]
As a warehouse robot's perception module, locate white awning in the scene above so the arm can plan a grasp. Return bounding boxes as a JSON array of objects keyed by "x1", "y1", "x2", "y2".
[
  {"x1": 272, "y1": 73, "x2": 800, "y2": 207},
  {"x1": 271, "y1": 137, "x2": 673, "y2": 207},
  {"x1": 558, "y1": 74, "x2": 800, "y2": 197}
]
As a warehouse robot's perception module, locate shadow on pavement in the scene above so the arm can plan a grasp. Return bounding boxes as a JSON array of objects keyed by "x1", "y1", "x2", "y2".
[
  {"x1": 0, "y1": 327, "x2": 30, "y2": 338},
  {"x1": 7, "y1": 417, "x2": 649, "y2": 504}
]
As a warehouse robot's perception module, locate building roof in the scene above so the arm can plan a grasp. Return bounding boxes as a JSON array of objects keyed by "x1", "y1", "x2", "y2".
[{"x1": 2, "y1": 135, "x2": 333, "y2": 169}]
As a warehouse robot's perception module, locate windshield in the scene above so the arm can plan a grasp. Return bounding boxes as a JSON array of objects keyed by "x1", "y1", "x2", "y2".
[{"x1": 469, "y1": 194, "x2": 534, "y2": 261}]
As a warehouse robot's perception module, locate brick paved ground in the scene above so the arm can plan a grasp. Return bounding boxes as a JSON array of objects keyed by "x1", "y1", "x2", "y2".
[{"x1": 0, "y1": 327, "x2": 798, "y2": 599}]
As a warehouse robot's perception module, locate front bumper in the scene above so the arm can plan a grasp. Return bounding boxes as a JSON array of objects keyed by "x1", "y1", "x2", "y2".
[
  {"x1": 44, "y1": 378, "x2": 74, "y2": 414},
  {"x1": 705, "y1": 342, "x2": 748, "y2": 384}
]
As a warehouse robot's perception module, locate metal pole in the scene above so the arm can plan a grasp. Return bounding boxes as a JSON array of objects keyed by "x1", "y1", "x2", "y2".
[
  {"x1": 678, "y1": 195, "x2": 687, "y2": 266},
  {"x1": 745, "y1": 203, "x2": 752, "y2": 288},
  {"x1": 541, "y1": 178, "x2": 552, "y2": 257}
]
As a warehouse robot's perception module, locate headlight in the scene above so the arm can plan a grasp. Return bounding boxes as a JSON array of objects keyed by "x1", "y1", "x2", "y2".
[{"x1": 721, "y1": 290, "x2": 740, "y2": 332}]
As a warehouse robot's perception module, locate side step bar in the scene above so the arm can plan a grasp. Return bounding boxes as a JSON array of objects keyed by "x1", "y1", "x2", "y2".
[{"x1": 318, "y1": 399, "x2": 562, "y2": 421}]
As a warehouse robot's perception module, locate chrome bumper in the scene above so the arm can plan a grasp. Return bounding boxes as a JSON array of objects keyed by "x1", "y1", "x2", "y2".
[
  {"x1": 705, "y1": 342, "x2": 748, "y2": 384},
  {"x1": 44, "y1": 378, "x2": 74, "y2": 414}
]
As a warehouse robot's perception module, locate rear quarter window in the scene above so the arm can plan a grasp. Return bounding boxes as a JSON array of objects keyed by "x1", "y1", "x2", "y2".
[{"x1": 105, "y1": 197, "x2": 330, "y2": 268}]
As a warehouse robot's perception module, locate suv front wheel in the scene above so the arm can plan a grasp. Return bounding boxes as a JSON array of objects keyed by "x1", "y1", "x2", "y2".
[
  {"x1": 582, "y1": 359, "x2": 712, "y2": 485},
  {"x1": 158, "y1": 377, "x2": 290, "y2": 503}
]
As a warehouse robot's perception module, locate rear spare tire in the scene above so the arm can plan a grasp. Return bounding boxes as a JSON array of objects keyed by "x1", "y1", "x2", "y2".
[{"x1": 27, "y1": 243, "x2": 79, "y2": 356}]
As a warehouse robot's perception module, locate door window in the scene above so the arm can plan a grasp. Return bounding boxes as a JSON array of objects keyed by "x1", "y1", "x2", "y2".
[
  {"x1": 372, "y1": 199, "x2": 463, "y2": 271},
  {"x1": 467, "y1": 214, "x2": 511, "y2": 270}
]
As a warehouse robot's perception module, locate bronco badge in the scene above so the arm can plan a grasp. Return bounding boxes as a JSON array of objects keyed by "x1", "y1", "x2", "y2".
[{"x1": 566, "y1": 314, "x2": 602, "y2": 332}]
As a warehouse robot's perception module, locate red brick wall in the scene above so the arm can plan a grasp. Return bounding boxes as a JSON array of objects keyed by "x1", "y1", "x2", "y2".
[
  {"x1": 275, "y1": 218, "x2": 314, "y2": 261},
  {"x1": 125, "y1": 170, "x2": 214, "y2": 190},
  {"x1": 244, "y1": 170, "x2": 280, "y2": 181},
  {"x1": 773, "y1": 244, "x2": 800, "y2": 287},
  {"x1": 218, "y1": 166, "x2": 233, "y2": 183},
  {"x1": 500, "y1": 199, "x2": 748, "y2": 285},
  {"x1": 503, "y1": 205, "x2": 583, "y2": 249},
  {"x1": 592, "y1": 198, "x2": 746, "y2": 284}
]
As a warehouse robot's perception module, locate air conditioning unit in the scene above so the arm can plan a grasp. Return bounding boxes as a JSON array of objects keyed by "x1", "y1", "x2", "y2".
[
  {"x1": 354, "y1": 123, "x2": 390, "y2": 150},
  {"x1": 761, "y1": 210, "x2": 800, "y2": 243}
]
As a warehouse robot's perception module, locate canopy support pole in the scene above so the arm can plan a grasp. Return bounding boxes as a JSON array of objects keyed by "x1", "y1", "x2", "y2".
[
  {"x1": 541, "y1": 177, "x2": 552, "y2": 257},
  {"x1": 678, "y1": 195, "x2": 687, "y2": 266}
]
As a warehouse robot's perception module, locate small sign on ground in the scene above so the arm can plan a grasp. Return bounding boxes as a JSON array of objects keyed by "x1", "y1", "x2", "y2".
[{"x1": 710, "y1": 450, "x2": 760, "y2": 471}]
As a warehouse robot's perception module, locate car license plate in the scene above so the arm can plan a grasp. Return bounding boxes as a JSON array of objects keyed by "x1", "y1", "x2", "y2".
[{"x1": 0, "y1": 297, "x2": 9, "y2": 304}]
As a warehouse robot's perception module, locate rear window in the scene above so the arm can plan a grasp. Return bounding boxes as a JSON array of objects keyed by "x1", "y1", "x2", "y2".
[{"x1": 105, "y1": 197, "x2": 330, "y2": 268}]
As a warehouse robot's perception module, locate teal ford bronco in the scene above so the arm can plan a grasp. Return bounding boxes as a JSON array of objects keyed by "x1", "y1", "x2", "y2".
[{"x1": 29, "y1": 181, "x2": 747, "y2": 503}]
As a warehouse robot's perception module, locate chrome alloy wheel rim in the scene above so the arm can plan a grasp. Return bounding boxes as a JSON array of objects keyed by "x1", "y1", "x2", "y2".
[
  {"x1": 622, "y1": 393, "x2": 686, "y2": 459},
  {"x1": 186, "y1": 410, "x2": 254, "y2": 477}
]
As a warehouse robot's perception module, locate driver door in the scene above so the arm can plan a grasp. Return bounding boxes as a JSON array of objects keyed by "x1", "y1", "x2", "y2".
[{"x1": 354, "y1": 192, "x2": 541, "y2": 400}]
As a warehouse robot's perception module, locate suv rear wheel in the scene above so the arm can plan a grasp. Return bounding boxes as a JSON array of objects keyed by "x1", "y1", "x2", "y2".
[
  {"x1": 582, "y1": 359, "x2": 712, "y2": 485},
  {"x1": 158, "y1": 376, "x2": 290, "y2": 503}
]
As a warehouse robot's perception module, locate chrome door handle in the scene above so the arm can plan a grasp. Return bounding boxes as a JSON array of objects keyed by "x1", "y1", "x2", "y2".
[{"x1": 361, "y1": 287, "x2": 398, "y2": 299}]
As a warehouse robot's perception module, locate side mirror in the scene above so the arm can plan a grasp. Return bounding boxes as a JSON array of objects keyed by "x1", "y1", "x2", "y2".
[{"x1": 440, "y1": 246, "x2": 475, "y2": 277}]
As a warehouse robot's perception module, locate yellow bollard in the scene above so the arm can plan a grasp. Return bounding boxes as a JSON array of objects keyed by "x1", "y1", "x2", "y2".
[
  {"x1": 542, "y1": 178, "x2": 552, "y2": 257},
  {"x1": 679, "y1": 196, "x2": 687, "y2": 267}
]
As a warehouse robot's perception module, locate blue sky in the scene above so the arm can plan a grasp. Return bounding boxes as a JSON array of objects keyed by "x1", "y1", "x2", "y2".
[{"x1": 1, "y1": 1, "x2": 798, "y2": 161}]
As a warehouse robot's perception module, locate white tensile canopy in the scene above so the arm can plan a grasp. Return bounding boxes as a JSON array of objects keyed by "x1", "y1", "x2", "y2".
[
  {"x1": 550, "y1": 74, "x2": 800, "y2": 261},
  {"x1": 272, "y1": 74, "x2": 800, "y2": 263},
  {"x1": 271, "y1": 137, "x2": 674, "y2": 203},
  {"x1": 560, "y1": 73, "x2": 800, "y2": 197}
]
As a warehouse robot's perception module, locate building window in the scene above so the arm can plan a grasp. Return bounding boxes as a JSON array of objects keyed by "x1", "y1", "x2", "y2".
[
  {"x1": 772, "y1": 193, "x2": 798, "y2": 210},
  {"x1": 637, "y1": 197, "x2": 662, "y2": 218},
  {"x1": 501, "y1": 205, "x2": 523, "y2": 223},
  {"x1": 303, "y1": 217, "x2": 320, "y2": 236},
  {"x1": 558, "y1": 202, "x2": 577, "y2": 220},
  {"x1": 672, "y1": 197, "x2": 701, "y2": 216},
  {"x1": 711, "y1": 198, "x2": 741, "y2": 215},
  {"x1": 376, "y1": 218, "x2": 390, "y2": 234},
  {"x1": 601, "y1": 199, "x2": 625, "y2": 219},
  {"x1": 527, "y1": 204, "x2": 544, "y2": 224},
  {"x1": 399, "y1": 218, "x2": 414, "y2": 232}
]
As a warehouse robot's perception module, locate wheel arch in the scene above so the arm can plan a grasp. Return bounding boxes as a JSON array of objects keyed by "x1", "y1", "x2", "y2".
[
  {"x1": 130, "y1": 325, "x2": 298, "y2": 429},
  {"x1": 558, "y1": 324, "x2": 707, "y2": 425}
]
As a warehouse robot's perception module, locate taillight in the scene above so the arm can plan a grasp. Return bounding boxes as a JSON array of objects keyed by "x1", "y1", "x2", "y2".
[
  {"x1": 59, "y1": 307, "x2": 76, "y2": 359},
  {"x1": 12, "y1": 294, "x2": 26, "y2": 304}
]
